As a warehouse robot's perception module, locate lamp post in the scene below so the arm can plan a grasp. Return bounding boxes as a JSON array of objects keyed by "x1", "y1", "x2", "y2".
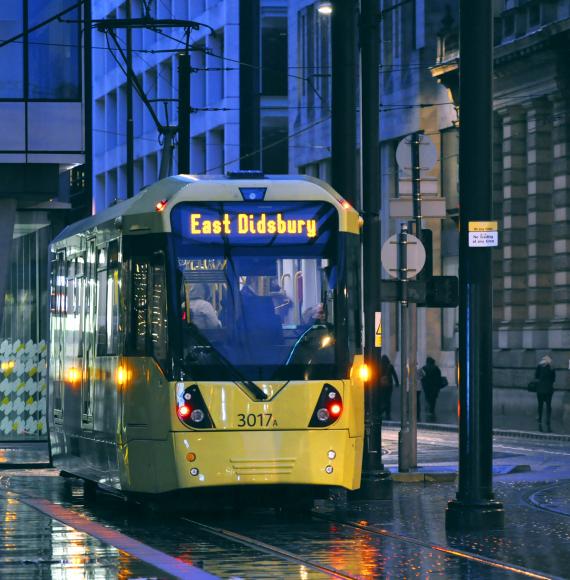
[
  {"x1": 445, "y1": 0, "x2": 504, "y2": 530},
  {"x1": 328, "y1": 0, "x2": 390, "y2": 491}
]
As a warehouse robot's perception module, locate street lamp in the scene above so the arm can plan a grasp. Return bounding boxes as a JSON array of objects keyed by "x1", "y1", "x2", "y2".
[{"x1": 317, "y1": 2, "x2": 333, "y2": 16}]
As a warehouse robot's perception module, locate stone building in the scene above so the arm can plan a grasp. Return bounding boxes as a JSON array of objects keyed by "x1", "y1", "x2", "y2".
[{"x1": 433, "y1": 0, "x2": 570, "y2": 429}]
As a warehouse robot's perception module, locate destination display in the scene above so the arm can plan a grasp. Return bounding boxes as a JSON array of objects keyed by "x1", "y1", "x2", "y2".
[
  {"x1": 171, "y1": 201, "x2": 337, "y2": 245},
  {"x1": 189, "y1": 212, "x2": 317, "y2": 238}
]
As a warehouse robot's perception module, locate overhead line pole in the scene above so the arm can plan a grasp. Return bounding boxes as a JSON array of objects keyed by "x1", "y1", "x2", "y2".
[
  {"x1": 331, "y1": 1, "x2": 357, "y2": 205},
  {"x1": 84, "y1": 0, "x2": 93, "y2": 214},
  {"x1": 178, "y1": 50, "x2": 191, "y2": 174},
  {"x1": 446, "y1": 0, "x2": 504, "y2": 530},
  {"x1": 239, "y1": 0, "x2": 261, "y2": 170},
  {"x1": 360, "y1": 0, "x2": 389, "y2": 484},
  {"x1": 126, "y1": 0, "x2": 134, "y2": 197}
]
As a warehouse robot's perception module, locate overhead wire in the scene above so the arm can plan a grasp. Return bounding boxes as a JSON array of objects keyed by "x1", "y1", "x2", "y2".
[{"x1": 0, "y1": 0, "x2": 84, "y2": 50}]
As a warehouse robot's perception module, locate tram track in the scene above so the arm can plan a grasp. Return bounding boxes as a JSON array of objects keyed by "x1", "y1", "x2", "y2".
[
  {"x1": 524, "y1": 481, "x2": 570, "y2": 519},
  {"x1": 311, "y1": 513, "x2": 563, "y2": 580},
  {"x1": 180, "y1": 516, "x2": 358, "y2": 579}
]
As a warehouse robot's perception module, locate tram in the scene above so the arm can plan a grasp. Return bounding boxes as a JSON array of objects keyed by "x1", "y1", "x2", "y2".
[{"x1": 48, "y1": 174, "x2": 365, "y2": 502}]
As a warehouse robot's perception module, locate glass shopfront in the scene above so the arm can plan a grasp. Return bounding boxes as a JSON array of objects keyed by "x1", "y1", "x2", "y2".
[{"x1": 0, "y1": 211, "x2": 51, "y2": 441}]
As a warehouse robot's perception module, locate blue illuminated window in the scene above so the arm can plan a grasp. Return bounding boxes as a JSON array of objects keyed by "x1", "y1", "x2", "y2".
[{"x1": 0, "y1": 0, "x2": 81, "y2": 101}]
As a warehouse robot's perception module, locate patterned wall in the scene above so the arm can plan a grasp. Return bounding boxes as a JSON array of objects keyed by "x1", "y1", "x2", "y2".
[{"x1": 0, "y1": 339, "x2": 47, "y2": 438}]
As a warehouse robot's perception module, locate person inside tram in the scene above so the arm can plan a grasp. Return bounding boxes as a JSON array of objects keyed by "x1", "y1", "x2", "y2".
[
  {"x1": 270, "y1": 278, "x2": 293, "y2": 323},
  {"x1": 301, "y1": 302, "x2": 326, "y2": 326},
  {"x1": 239, "y1": 277, "x2": 284, "y2": 346},
  {"x1": 188, "y1": 283, "x2": 221, "y2": 330}
]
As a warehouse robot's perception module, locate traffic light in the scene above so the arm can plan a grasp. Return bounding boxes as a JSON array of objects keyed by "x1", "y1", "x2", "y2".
[{"x1": 423, "y1": 276, "x2": 459, "y2": 308}]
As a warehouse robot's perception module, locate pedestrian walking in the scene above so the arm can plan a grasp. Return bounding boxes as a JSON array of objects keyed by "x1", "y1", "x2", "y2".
[
  {"x1": 535, "y1": 355, "x2": 556, "y2": 433},
  {"x1": 416, "y1": 364, "x2": 424, "y2": 421},
  {"x1": 421, "y1": 356, "x2": 442, "y2": 422},
  {"x1": 379, "y1": 355, "x2": 399, "y2": 420}
]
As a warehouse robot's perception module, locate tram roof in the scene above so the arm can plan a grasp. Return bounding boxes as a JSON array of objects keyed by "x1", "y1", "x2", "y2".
[{"x1": 52, "y1": 174, "x2": 358, "y2": 245}]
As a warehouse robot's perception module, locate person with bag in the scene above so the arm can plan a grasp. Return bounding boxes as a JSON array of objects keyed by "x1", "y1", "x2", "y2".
[
  {"x1": 379, "y1": 355, "x2": 399, "y2": 420},
  {"x1": 421, "y1": 356, "x2": 442, "y2": 422},
  {"x1": 534, "y1": 355, "x2": 556, "y2": 432}
]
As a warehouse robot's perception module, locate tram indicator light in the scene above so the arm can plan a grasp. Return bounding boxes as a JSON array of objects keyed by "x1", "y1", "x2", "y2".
[
  {"x1": 155, "y1": 199, "x2": 168, "y2": 212},
  {"x1": 357, "y1": 363, "x2": 370, "y2": 382}
]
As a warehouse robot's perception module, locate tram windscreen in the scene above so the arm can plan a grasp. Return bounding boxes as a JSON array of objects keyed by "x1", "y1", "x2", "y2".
[{"x1": 170, "y1": 201, "x2": 347, "y2": 381}]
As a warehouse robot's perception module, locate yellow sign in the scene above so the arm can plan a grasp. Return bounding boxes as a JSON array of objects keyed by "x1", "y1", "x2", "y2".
[
  {"x1": 189, "y1": 213, "x2": 317, "y2": 238},
  {"x1": 375, "y1": 312, "x2": 382, "y2": 348},
  {"x1": 468, "y1": 221, "x2": 498, "y2": 233}
]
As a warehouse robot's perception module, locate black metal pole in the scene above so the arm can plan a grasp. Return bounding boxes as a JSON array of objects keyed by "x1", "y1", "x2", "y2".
[
  {"x1": 446, "y1": 0, "x2": 504, "y2": 530},
  {"x1": 331, "y1": 0, "x2": 357, "y2": 205},
  {"x1": 360, "y1": 0, "x2": 387, "y2": 480},
  {"x1": 178, "y1": 51, "x2": 191, "y2": 174},
  {"x1": 84, "y1": 0, "x2": 93, "y2": 212},
  {"x1": 239, "y1": 0, "x2": 261, "y2": 170},
  {"x1": 126, "y1": 0, "x2": 134, "y2": 196}
]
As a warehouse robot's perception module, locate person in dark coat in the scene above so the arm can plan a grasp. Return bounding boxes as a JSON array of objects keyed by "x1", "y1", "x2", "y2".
[
  {"x1": 379, "y1": 355, "x2": 399, "y2": 420},
  {"x1": 421, "y1": 356, "x2": 442, "y2": 421},
  {"x1": 535, "y1": 355, "x2": 555, "y2": 432}
]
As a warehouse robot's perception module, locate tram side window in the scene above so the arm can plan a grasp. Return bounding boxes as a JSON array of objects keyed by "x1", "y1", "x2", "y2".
[
  {"x1": 95, "y1": 241, "x2": 121, "y2": 357},
  {"x1": 50, "y1": 251, "x2": 66, "y2": 413},
  {"x1": 96, "y1": 248, "x2": 108, "y2": 356},
  {"x1": 107, "y1": 241, "x2": 120, "y2": 355},
  {"x1": 76, "y1": 254, "x2": 85, "y2": 358},
  {"x1": 149, "y1": 255, "x2": 168, "y2": 364},
  {"x1": 65, "y1": 259, "x2": 80, "y2": 359},
  {"x1": 132, "y1": 260, "x2": 149, "y2": 353},
  {"x1": 130, "y1": 254, "x2": 168, "y2": 367}
]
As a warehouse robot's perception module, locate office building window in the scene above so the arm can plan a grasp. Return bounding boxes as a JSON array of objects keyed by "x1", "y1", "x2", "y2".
[
  {"x1": 262, "y1": 15, "x2": 287, "y2": 96},
  {"x1": 0, "y1": 0, "x2": 81, "y2": 101},
  {"x1": 0, "y1": 1, "x2": 24, "y2": 98}
]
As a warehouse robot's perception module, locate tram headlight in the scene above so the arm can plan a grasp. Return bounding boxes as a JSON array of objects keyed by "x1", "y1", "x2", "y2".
[
  {"x1": 309, "y1": 384, "x2": 343, "y2": 427},
  {"x1": 190, "y1": 409, "x2": 205, "y2": 423},
  {"x1": 317, "y1": 408, "x2": 330, "y2": 422}
]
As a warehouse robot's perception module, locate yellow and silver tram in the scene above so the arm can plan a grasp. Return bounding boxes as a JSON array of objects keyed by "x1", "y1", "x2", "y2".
[{"x1": 48, "y1": 174, "x2": 365, "y2": 501}]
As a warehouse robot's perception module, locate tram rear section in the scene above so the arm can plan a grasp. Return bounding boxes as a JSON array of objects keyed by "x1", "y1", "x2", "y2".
[
  {"x1": 48, "y1": 174, "x2": 365, "y2": 500},
  {"x1": 117, "y1": 374, "x2": 364, "y2": 495}
]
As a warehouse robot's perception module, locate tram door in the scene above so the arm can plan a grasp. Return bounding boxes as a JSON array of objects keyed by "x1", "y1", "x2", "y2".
[{"x1": 81, "y1": 239, "x2": 97, "y2": 428}]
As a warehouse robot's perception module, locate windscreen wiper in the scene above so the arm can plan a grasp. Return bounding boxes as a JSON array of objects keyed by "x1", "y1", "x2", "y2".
[{"x1": 185, "y1": 326, "x2": 268, "y2": 401}]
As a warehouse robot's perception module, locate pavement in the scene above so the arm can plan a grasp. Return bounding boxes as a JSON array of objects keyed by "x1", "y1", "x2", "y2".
[
  {"x1": 390, "y1": 384, "x2": 570, "y2": 435},
  {"x1": 1, "y1": 429, "x2": 569, "y2": 579}
]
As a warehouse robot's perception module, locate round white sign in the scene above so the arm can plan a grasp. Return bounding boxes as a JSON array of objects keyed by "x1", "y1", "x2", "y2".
[
  {"x1": 381, "y1": 233, "x2": 426, "y2": 279},
  {"x1": 395, "y1": 134, "x2": 437, "y2": 177}
]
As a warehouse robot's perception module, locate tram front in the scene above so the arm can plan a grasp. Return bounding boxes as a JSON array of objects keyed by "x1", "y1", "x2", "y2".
[{"x1": 127, "y1": 180, "x2": 365, "y2": 495}]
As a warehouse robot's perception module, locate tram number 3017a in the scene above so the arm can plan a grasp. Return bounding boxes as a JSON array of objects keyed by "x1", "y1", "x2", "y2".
[{"x1": 237, "y1": 413, "x2": 277, "y2": 428}]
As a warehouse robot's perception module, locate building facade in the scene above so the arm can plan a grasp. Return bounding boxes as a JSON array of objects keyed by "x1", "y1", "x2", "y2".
[
  {"x1": 0, "y1": 0, "x2": 87, "y2": 440},
  {"x1": 91, "y1": 0, "x2": 288, "y2": 210}
]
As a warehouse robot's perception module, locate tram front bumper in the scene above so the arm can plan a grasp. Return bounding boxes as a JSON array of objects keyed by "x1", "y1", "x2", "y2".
[{"x1": 171, "y1": 429, "x2": 363, "y2": 491}]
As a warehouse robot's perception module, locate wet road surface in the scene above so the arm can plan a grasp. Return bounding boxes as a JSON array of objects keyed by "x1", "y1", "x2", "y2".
[{"x1": 1, "y1": 428, "x2": 569, "y2": 579}]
